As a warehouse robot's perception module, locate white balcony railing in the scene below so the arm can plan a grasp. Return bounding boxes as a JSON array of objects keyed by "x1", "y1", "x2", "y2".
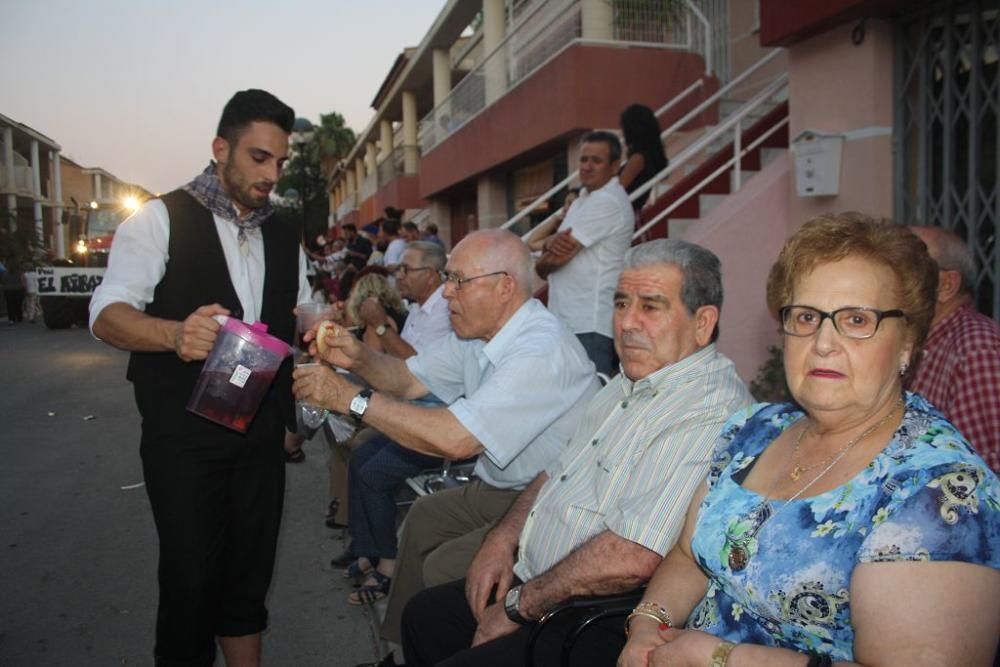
[
  {"x1": 336, "y1": 191, "x2": 358, "y2": 219},
  {"x1": 0, "y1": 164, "x2": 34, "y2": 195},
  {"x1": 418, "y1": 0, "x2": 718, "y2": 155}
]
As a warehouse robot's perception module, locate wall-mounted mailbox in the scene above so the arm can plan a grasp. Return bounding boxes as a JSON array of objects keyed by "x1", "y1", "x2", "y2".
[{"x1": 792, "y1": 130, "x2": 844, "y2": 197}]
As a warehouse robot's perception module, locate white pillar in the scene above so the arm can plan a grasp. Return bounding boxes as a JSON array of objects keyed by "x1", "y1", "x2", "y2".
[
  {"x1": 93, "y1": 172, "x2": 102, "y2": 204},
  {"x1": 581, "y1": 0, "x2": 614, "y2": 40},
  {"x1": 30, "y1": 139, "x2": 43, "y2": 245},
  {"x1": 347, "y1": 169, "x2": 357, "y2": 196},
  {"x1": 433, "y1": 48, "x2": 452, "y2": 107},
  {"x1": 402, "y1": 91, "x2": 419, "y2": 174},
  {"x1": 3, "y1": 127, "x2": 15, "y2": 231},
  {"x1": 379, "y1": 120, "x2": 393, "y2": 162},
  {"x1": 53, "y1": 151, "x2": 64, "y2": 258},
  {"x1": 355, "y1": 157, "x2": 366, "y2": 191},
  {"x1": 483, "y1": 0, "x2": 507, "y2": 104},
  {"x1": 365, "y1": 142, "x2": 377, "y2": 181}
]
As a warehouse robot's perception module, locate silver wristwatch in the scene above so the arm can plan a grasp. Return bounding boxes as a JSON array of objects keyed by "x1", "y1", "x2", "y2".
[
  {"x1": 349, "y1": 389, "x2": 373, "y2": 421},
  {"x1": 504, "y1": 584, "x2": 529, "y2": 624}
]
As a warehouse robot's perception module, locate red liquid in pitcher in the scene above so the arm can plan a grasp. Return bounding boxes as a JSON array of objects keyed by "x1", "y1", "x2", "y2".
[{"x1": 187, "y1": 369, "x2": 277, "y2": 433}]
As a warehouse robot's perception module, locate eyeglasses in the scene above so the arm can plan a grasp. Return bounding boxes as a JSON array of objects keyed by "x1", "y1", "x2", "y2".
[
  {"x1": 779, "y1": 305, "x2": 906, "y2": 339},
  {"x1": 442, "y1": 270, "x2": 509, "y2": 291},
  {"x1": 395, "y1": 264, "x2": 436, "y2": 277}
]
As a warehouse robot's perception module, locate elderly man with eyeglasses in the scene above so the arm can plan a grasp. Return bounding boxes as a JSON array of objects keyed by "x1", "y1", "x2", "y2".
[{"x1": 293, "y1": 230, "x2": 599, "y2": 648}]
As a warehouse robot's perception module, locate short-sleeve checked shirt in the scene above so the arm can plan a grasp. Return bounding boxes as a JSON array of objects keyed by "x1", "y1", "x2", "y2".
[
  {"x1": 513, "y1": 345, "x2": 753, "y2": 581},
  {"x1": 910, "y1": 305, "x2": 1000, "y2": 471}
]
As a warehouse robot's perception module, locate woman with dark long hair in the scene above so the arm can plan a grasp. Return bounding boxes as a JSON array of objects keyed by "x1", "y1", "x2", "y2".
[{"x1": 619, "y1": 103, "x2": 668, "y2": 213}]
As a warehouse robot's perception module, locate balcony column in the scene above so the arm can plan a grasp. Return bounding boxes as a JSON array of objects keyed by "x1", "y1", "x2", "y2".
[
  {"x1": 483, "y1": 0, "x2": 507, "y2": 104},
  {"x1": 347, "y1": 170, "x2": 357, "y2": 197},
  {"x1": 581, "y1": 0, "x2": 614, "y2": 40},
  {"x1": 52, "y1": 151, "x2": 64, "y2": 258},
  {"x1": 402, "y1": 91, "x2": 419, "y2": 175},
  {"x1": 3, "y1": 127, "x2": 15, "y2": 230},
  {"x1": 365, "y1": 142, "x2": 377, "y2": 178},
  {"x1": 379, "y1": 120, "x2": 393, "y2": 162},
  {"x1": 30, "y1": 139, "x2": 43, "y2": 244},
  {"x1": 355, "y1": 157, "x2": 366, "y2": 194},
  {"x1": 93, "y1": 172, "x2": 103, "y2": 203},
  {"x1": 433, "y1": 48, "x2": 451, "y2": 106}
]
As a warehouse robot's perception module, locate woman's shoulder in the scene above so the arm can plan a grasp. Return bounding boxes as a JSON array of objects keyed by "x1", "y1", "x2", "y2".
[
  {"x1": 708, "y1": 402, "x2": 801, "y2": 483},
  {"x1": 888, "y1": 392, "x2": 992, "y2": 471}
]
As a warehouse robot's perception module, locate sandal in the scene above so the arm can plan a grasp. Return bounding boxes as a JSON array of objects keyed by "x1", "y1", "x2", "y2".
[
  {"x1": 325, "y1": 499, "x2": 346, "y2": 529},
  {"x1": 348, "y1": 571, "x2": 391, "y2": 605},
  {"x1": 284, "y1": 448, "x2": 306, "y2": 463},
  {"x1": 344, "y1": 557, "x2": 378, "y2": 580}
]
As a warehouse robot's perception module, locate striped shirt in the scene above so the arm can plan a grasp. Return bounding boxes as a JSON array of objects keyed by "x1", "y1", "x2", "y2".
[{"x1": 514, "y1": 344, "x2": 753, "y2": 581}]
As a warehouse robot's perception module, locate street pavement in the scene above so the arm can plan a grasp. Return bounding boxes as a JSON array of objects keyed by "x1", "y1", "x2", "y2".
[{"x1": 0, "y1": 322, "x2": 381, "y2": 666}]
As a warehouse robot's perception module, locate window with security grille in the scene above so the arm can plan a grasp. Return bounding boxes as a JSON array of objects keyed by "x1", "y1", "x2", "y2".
[{"x1": 895, "y1": 0, "x2": 999, "y2": 320}]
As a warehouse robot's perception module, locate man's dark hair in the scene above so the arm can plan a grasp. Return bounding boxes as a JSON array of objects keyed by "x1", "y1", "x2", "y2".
[
  {"x1": 580, "y1": 130, "x2": 622, "y2": 163},
  {"x1": 342, "y1": 223, "x2": 357, "y2": 233},
  {"x1": 402, "y1": 221, "x2": 419, "y2": 234},
  {"x1": 425, "y1": 223, "x2": 438, "y2": 234},
  {"x1": 217, "y1": 89, "x2": 295, "y2": 145},
  {"x1": 382, "y1": 219, "x2": 400, "y2": 236}
]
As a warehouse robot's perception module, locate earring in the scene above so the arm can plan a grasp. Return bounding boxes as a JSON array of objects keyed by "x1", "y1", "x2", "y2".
[{"x1": 899, "y1": 363, "x2": 909, "y2": 376}]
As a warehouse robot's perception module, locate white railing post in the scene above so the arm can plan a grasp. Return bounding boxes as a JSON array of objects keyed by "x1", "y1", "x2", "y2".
[{"x1": 733, "y1": 118, "x2": 742, "y2": 191}]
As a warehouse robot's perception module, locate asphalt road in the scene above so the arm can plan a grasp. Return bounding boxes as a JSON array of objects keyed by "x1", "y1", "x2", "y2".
[{"x1": 0, "y1": 322, "x2": 380, "y2": 666}]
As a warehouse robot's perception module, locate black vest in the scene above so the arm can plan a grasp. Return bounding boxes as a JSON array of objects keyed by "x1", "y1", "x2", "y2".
[{"x1": 126, "y1": 189, "x2": 298, "y2": 438}]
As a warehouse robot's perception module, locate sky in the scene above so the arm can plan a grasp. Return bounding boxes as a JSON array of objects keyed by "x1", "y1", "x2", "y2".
[{"x1": 1, "y1": 0, "x2": 448, "y2": 194}]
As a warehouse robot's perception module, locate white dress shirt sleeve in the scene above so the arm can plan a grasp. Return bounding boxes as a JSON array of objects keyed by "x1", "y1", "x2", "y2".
[
  {"x1": 88, "y1": 200, "x2": 170, "y2": 333},
  {"x1": 563, "y1": 193, "x2": 622, "y2": 249}
]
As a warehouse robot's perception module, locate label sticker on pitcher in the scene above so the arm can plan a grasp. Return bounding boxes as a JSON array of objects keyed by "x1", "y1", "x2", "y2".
[{"x1": 229, "y1": 365, "x2": 252, "y2": 388}]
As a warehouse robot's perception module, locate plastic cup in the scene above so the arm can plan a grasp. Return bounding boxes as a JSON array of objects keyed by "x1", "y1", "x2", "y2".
[{"x1": 296, "y1": 302, "x2": 334, "y2": 351}]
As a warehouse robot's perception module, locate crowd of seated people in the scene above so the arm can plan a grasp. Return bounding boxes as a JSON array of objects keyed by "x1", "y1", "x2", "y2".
[{"x1": 290, "y1": 115, "x2": 997, "y2": 667}]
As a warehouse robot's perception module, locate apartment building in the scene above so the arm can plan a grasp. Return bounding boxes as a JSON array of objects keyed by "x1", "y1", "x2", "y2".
[{"x1": 329, "y1": 0, "x2": 998, "y2": 381}]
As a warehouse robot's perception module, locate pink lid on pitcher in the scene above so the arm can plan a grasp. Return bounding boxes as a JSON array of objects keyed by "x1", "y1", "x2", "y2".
[{"x1": 216, "y1": 316, "x2": 291, "y2": 358}]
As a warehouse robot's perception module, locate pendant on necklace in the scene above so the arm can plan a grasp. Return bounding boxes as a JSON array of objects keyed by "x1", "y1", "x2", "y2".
[
  {"x1": 789, "y1": 465, "x2": 802, "y2": 481},
  {"x1": 728, "y1": 545, "x2": 749, "y2": 571}
]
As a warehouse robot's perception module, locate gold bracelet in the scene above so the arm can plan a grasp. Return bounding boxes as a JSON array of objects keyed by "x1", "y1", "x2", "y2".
[
  {"x1": 624, "y1": 611, "x2": 663, "y2": 637},
  {"x1": 632, "y1": 601, "x2": 675, "y2": 628},
  {"x1": 709, "y1": 641, "x2": 737, "y2": 667}
]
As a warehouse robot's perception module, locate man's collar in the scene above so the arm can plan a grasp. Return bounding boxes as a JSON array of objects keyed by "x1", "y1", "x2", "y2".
[
  {"x1": 580, "y1": 176, "x2": 621, "y2": 198},
  {"x1": 618, "y1": 344, "x2": 718, "y2": 396},
  {"x1": 419, "y1": 284, "x2": 446, "y2": 312},
  {"x1": 481, "y1": 299, "x2": 536, "y2": 365}
]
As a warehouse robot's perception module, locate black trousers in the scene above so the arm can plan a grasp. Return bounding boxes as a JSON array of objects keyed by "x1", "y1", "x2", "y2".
[
  {"x1": 140, "y1": 404, "x2": 285, "y2": 667},
  {"x1": 402, "y1": 578, "x2": 627, "y2": 667}
]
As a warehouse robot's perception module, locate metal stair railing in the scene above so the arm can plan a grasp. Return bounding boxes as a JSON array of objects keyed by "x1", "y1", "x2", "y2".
[
  {"x1": 627, "y1": 72, "x2": 789, "y2": 235},
  {"x1": 633, "y1": 100, "x2": 789, "y2": 240},
  {"x1": 504, "y1": 48, "x2": 786, "y2": 239},
  {"x1": 503, "y1": 77, "x2": 705, "y2": 234}
]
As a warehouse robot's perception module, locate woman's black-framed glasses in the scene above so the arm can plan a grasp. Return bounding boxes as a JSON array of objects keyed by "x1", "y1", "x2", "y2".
[
  {"x1": 442, "y1": 270, "x2": 509, "y2": 291},
  {"x1": 779, "y1": 305, "x2": 905, "y2": 339}
]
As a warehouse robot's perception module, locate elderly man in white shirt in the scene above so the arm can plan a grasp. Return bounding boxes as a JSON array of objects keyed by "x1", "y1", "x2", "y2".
[
  {"x1": 399, "y1": 238, "x2": 753, "y2": 667},
  {"x1": 89, "y1": 89, "x2": 311, "y2": 667},
  {"x1": 536, "y1": 130, "x2": 635, "y2": 377},
  {"x1": 292, "y1": 229, "x2": 600, "y2": 646}
]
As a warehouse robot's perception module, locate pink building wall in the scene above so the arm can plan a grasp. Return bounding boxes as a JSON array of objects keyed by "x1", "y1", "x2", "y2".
[
  {"x1": 674, "y1": 156, "x2": 792, "y2": 385},
  {"x1": 787, "y1": 19, "x2": 896, "y2": 225}
]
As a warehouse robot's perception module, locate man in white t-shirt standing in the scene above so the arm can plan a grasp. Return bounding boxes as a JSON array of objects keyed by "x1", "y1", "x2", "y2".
[{"x1": 536, "y1": 131, "x2": 634, "y2": 376}]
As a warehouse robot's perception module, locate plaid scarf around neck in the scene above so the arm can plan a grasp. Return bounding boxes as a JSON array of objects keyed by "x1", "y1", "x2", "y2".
[{"x1": 182, "y1": 162, "x2": 274, "y2": 242}]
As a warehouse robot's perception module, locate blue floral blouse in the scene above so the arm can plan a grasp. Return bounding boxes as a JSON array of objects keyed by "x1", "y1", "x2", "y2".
[{"x1": 687, "y1": 392, "x2": 1000, "y2": 661}]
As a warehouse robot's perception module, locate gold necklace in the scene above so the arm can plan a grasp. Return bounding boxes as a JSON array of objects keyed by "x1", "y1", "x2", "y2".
[
  {"x1": 726, "y1": 399, "x2": 903, "y2": 572},
  {"x1": 788, "y1": 399, "x2": 901, "y2": 481}
]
